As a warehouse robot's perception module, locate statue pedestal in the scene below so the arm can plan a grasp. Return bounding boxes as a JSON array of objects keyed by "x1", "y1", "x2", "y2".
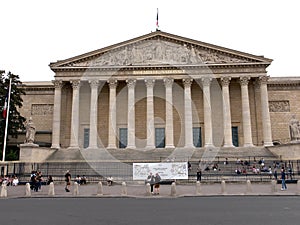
[{"x1": 19, "y1": 143, "x2": 40, "y2": 162}]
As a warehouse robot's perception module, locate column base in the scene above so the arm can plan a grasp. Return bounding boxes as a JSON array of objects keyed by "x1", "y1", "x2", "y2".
[
  {"x1": 263, "y1": 142, "x2": 273, "y2": 146},
  {"x1": 67, "y1": 146, "x2": 80, "y2": 150},
  {"x1": 126, "y1": 145, "x2": 136, "y2": 150},
  {"x1": 243, "y1": 143, "x2": 255, "y2": 147},
  {"x1": 184, "y1": 145, "x2": 195, "y2": 149},
  {"x1": 223, "y1": 144, "x2": 235, "y2": 148},
  {"x1": 204, "y1": 144, "x2": 215, "y2": 148},
  {"x1": 145, "y1": 145, "x2": 156, "y2": 150},
  {"x1": 51, "y1": 144, "x2": 60, "y2": 150},
  {"x1": 165, "y1": 145, "x2": 175, "y2": 149},
  {"x1": 107, "y1": 145, "x2": 117, "y2": 150},
  {"x1": 86, "y1": 146, "x2": 98, "y2": 150}
]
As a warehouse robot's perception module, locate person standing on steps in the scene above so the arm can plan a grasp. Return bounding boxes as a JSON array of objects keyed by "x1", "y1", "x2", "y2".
[
  {"x1": 154, "y1": 173, "x2": 161, "y2": 195},
  {"x1": 65, "y1": 170, "x2": 71, "y2": 192},
  {"x1": 281, "y1": 168, "x2": 287, "y2": 190}
]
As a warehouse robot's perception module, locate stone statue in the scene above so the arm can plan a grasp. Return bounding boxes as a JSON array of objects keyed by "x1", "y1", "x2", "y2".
[
  {"x1": 289, "y1": 115, "x2": 300, "y2": 142},
  {"x1": 24, "y1": 117, "x2": 36, "y2": 144}
]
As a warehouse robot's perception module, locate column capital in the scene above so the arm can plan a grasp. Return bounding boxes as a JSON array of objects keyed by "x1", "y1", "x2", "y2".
[
  {"x1": 145, "y1": 79, "x2": 155, "y2": 88},
  {"x1": 126, "y1": 79, "x2": 136, "y2": 88},
  {"x1": 108, "y1": 79, "x2": 118, "y2": 89},
  {"x1": 89, "y1": 80, "x2": 100, "y2": 88},
  {"x1": 183, "y1": 78, "x2": 193, "y2": 88},
  {"x1": 163, "y1": 77, "x2": 174, "y2": 88},
  {"x1": 52, "y1": 80, "x2": 63, "y2": 89},
  {"x1": 201, "y1": 77, "x2": 212, "y2": 86},
  {"x1": 70, "y1": 80, "x2": 81, "y2": 89},
  {"x1": 220, "y1": 77, "x2": 231, "y2": 87},
  {"x1": 258, "y1": 75, "x2": 269, "y2": 85},
  {"x1": 239, "y1": 76, "x2": 250, "y2": 86}
]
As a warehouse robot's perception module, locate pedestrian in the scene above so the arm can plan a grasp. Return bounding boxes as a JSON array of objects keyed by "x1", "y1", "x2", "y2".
[
  {"x1": 154, "y1": 173, "x2": 161, "y2": 195},
  {"x1": 147, "y1": 172, "x2": 155, "y2": 194},
  {"x1": 65, "y1": 170, "x2": 71, "y2": 192},
  {"x1": 196, "y1": 166, "x2": 202, "y2": 181},
  {"x1": 281, "y1": 168, "x2": 287, "y2": 190},
  {"x1": 273, "y1": 166, "x2": 278, "y2": 180}
]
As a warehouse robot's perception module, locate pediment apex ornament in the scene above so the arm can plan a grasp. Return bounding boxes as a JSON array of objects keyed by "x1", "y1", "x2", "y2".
[{"x1": 69, "y1": 39, "x2": 251, "y2": 67}]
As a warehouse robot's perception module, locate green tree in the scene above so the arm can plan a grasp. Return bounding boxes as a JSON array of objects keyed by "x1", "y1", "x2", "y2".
[{"x1": 0, "y1": 70, "x2": 26, "y2": 161}]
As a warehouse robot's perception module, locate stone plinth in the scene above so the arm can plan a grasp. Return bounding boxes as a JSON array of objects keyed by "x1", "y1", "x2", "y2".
[{"x1": 19, "y1": 144, "x2": 55, "y2": 162}]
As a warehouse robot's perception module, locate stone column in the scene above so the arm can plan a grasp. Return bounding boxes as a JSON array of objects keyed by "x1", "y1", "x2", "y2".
[
  {"x1": 88, "y1": 80, "x2": 99, "y2": 149},
  {"x1": 145, "y1": 79, "x2": 156, "y2": 149},
  {"x1": 107, "y1": 79, "x2": 118, "y2": 149},
  {"x1": 221, "y1": 77, "x2": 234, "y2": 147},
  {"x1": 51, "y1": 80, "x2": 63, "y2": 149},
  {"x1": 126, "y1": 79, "x2": 136, "y2": 149},
  {"x1": 240, "y1": 77, "x2": 253, "y2": 147},
  {"x1": 69, "y1": 80, "x2": 81, "y2": 149},
  {"x1": 258, "y1": 76, "x2": 273, "y2": 146},
  {"x1": 164, "y1": 78, "x2": 175, "y2": 149},
  {"x1": 202, "y1": 77, "x2": 214, "y2": 147},
  {"x1": 183, "y1": 78, "x2": 194, "y2": 148}
]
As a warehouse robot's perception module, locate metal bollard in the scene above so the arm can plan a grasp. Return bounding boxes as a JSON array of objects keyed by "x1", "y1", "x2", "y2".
[
  {"x1": 25, "y1": 183, "x2": 31, "y2": 197},
  {"x1": 221, "y1": 180, "x2": 226, "y2": 195},
  {"x1": 245, "y1": 180, "x2": 252, "y2": 194},
  {"x1": 296, "y1": 180, "x2": 300, "y2": 195},
  {"x1": 171, "y1": 182, "x2": 177, "y2": 196},
  {"x1": 121, "y1": 182, "x2": 127, "y2": 196},
  {"x1": 97, "y1": 182, "x2": 103, "y2": 196},
  {"x1": 196, "y1": 181, "x2": 202, "y2": 195},
  {"x1": 271, "y1": 180, "x2": 277, "y2": 193},
  {"x1": 48, "y1": 182, "x2": 55, "y2": 196},
  {"x1": 145, "y1": 183, "x2": 151, "y2": 196},
  {"x1": 73, "y1": 182, "x2": 79, "y2": 196},
  {"x1": 0, "y1": 183, "x2": 7, "y2": 198}
]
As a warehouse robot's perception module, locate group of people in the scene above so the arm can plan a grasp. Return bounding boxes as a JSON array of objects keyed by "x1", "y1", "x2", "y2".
[
  {"x1": 146, "y1": 172, "x2": 161, "y2": 195},
  {"x1": 30, "y1": 170, "x2": 43, "y2": 192},
  {"x1": 0, "y1": 175, "x2": 19, "y2": 186}
]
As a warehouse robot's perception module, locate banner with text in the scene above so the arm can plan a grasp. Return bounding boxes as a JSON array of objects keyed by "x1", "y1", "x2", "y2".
[{"x1": 133, "y1": 162, "x2": 188, "y2": 180}]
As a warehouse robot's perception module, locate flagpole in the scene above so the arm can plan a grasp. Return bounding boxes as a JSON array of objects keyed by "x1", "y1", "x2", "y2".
[{"x1": 2, "y1": 78, "x2": 12, "y2": 162}]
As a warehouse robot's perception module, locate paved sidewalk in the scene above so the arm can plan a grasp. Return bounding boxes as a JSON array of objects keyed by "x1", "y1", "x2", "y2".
[{"x1": 1, "y1": 181, "x2": 300, "y2": 199}]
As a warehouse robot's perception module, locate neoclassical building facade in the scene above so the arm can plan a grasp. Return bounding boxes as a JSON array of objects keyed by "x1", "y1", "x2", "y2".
[{"x1": 16, "y1": 31, "x2": 300, "y2": 157}]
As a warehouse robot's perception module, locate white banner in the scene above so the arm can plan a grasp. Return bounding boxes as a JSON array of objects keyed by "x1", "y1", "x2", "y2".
[{"x1": 133, "y1": 162, "x2": 188, "y2": 180}]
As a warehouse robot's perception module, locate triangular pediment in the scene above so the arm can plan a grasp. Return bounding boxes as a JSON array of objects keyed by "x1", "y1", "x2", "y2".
[{"x1": 50, "y1": 31, "x2": 272, "y2": 70}]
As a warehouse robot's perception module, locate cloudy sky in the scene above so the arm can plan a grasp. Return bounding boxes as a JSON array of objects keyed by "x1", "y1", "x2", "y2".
[{"x1": 1, "y1": 0, "x2": 299, "y2": 81}]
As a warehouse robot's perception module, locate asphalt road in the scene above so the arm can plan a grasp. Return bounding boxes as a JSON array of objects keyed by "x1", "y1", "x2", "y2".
[{"x1": 0, "y1": 196, "x2": 299, "y2": 225}]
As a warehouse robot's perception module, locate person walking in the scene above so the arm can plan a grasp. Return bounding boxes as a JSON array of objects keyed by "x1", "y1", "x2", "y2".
[
  {"x1": 281, "y1": 168, "x2": 287, "y2": 190},
  {"x1": 196, "y1": 166, "x2": 202, "y2": 181},
  {"x1": 65, "y1": 170, "x2": 71, "y2": 192},
  {"x1": 154, "y1": 173, "x2": 161, "y2": 195}
]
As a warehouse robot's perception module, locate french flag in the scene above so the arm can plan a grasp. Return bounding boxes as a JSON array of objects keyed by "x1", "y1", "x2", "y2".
[{"x1": 2, "y1": 95, "x2": 8, "y2": 119}]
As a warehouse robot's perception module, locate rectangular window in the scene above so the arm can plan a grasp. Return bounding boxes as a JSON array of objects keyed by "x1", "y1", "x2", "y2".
[
  {"x1": 155, "y1": 128, "x2": 165, "y2": 148},
  {"x1": 83, "y1": 128, "x2": 90, "y2": 148},
  {"x1": 119, "y1": 128, "x2": 128, "y2": 148},
  {"x1": 232, "y1": 126, "x2": 239, "y2": 147},
  {"x1": 193, "y1": 127, "x2": 202, "y2": 147}
]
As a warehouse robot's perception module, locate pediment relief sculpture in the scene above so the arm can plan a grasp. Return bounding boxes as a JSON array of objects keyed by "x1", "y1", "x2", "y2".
[{"x1": 68, "y1": 39, "x2": 252, "y2": 67}]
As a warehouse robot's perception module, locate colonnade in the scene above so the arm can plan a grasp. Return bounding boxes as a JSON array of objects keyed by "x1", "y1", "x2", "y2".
[{"x1": 51, "y1": 76, "x2": 273, "y2": 149}]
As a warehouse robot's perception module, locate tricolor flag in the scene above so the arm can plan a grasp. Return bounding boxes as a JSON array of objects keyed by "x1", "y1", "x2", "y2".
[
  {"x1": 2, "y1": 95, "x2": 8, "y2": 119},
  {"x1": 156, "y1": 8, "x2": 159, "y2": 29}
]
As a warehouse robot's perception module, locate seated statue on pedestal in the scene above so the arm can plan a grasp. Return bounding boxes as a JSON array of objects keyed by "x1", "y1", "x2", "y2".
[
  {"x1": 289, "y1": 115, "x2": 300, "y2": 142},
  {"x1": 24, "y1": 117, "x2": 36, "y2": 144}
]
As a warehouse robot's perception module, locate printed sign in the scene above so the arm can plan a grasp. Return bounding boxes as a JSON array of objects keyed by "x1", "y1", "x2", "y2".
[{"x1": 133, "y1": 162, "x2": 188, "y2": 180}]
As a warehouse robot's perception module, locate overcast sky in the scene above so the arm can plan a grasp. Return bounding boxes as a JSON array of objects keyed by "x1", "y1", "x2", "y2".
[{"x1": 1, "y1": 0, "x2": 299, "y2": 81}]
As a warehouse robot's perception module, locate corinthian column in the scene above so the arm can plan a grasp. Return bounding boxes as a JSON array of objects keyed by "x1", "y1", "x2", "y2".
[
  {"x1": 221, "y1": 77, "x2": 234, "y2": 147},
  {"x1": 258, "y1": 76, "x2": 273, "y2": 146},
  {"x1": 126, "y1": 79, "x2": 136, "y2": 149},
  {"x1": 183, "y1": 78, "x2": 194, "y2": 148},
  {"x1": 202, "y1": 77, "x2": 214, "y2": 147},
  {"x1": 51, "y1": 80, "x2": 63, "y2": 149},
  {"x1": 88, "y1": 80, "x2": 99, "y2": 149},
  {"x1": 164, "y1": 78, "x2": 175, "y2": 149},
  {"x1": 69, "y1": 80, "x2": 81, "y2": 149},
  {"x1": 240, "y1": 77, "x2": 253, "y2": 147},
  {"x1": 145, "y1": 79, "x2": 156, "y2": 149},
  {"x1": 107, "y1": 79, "x2": 118, "y2": 149}
]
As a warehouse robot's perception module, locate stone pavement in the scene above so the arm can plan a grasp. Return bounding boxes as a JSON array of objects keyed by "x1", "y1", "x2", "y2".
[{"x1": 1, "y1": 181, "x2": 300, "y2": 199}]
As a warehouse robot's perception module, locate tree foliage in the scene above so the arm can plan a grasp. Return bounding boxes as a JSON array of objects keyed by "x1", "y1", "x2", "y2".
[{"x1": 0, "y1": 70, "x2": 26, "y2": 160}]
